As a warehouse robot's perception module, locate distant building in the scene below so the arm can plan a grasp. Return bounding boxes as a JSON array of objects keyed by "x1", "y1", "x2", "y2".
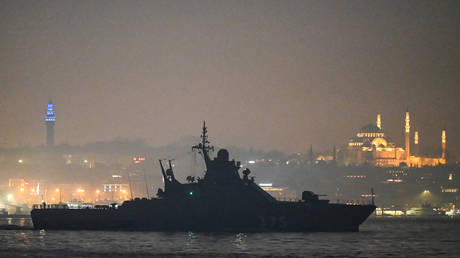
[
  {"x1": 45, "y1": 100, "x2": 56, "y2": 146},
  {"x1": 338, "y1": 112, "x2": 446, "y2": 167},
  {"x1": 259, "y1": 183, "x2": 297, "y2": 200}
]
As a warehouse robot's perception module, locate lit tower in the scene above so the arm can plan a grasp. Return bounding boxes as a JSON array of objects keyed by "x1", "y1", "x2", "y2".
[
  {"x1": 376, "y1": 114, "x2": 382, "y2": 129},
  {"x1": 45, "y1": 100, "x2": 56, "y2": 146},
  {"x1": 441, "y1": 129, "x2": 446, "y2": 161},
  {"x1": 414, "y1": 131, "x2": 419, "y2": 156},
  {"x1": 405, "y1": 111, "x2": 410, "y2": 160}
]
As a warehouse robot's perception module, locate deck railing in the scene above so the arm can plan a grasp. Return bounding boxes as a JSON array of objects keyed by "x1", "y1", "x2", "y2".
[
  {"x1": 32, "y1": 204, "x2": 68, "y2": 210},
  {"x1": 275, "y1": 198, "x2": 373, "y2": 205},
  {"x1": 32, "y1": 204, "x2": 113, "y2": 210}
]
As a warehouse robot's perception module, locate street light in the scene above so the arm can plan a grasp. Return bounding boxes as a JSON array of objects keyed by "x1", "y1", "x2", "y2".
[
  {"x1": 56, "y1": 188, "x2": 62, "y2": 203},
  {"x1": 96, "y1": 189, "x2": 100, "y2": 202},
  {"x1": 421, "y1": 190, "x2": 432, "y2": 205}
]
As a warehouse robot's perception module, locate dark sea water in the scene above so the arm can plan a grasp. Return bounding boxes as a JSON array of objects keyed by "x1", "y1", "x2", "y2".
[{"x1": 0, "y1": 217, "x2": 459, "y2": 257}]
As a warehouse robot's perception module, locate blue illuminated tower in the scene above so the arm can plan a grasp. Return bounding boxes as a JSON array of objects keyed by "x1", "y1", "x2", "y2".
[{"x1": 45, "y1": 100, "x2": 56, "y2": 146}]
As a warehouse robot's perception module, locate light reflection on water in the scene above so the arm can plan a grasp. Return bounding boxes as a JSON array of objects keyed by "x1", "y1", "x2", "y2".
[
  {"x1": 0, "y1": 217, "x2": 458, "y2": 257},
  {"x1": 234, "y1": 233, "x2": 248, "y2": 251},
  {"x1": 0, "y1": 217, "x2": 32, "y2": 227}
]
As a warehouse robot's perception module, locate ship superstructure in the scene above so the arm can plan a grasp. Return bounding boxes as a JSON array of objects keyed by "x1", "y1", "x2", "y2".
[{"x1": 31, "y1": 122, "x2": 375, "y2": 232}]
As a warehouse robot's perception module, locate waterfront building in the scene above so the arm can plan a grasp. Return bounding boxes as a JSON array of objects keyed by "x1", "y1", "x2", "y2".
[{"x1": 258, "y1": 183, "x2": 297, "y2": 200}]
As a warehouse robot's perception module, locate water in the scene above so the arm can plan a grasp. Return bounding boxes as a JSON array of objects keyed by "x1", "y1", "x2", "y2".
[{"x1": 0, "y1": 217, "x2": 459, "y2": 257}]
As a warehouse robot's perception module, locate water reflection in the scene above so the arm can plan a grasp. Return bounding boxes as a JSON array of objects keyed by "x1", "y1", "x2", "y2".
[
  {"x1": 233, "y1": 233, "x2": 247, "y2": 251},
  {"x1": 0, "y1": 218, "x2": 458, "y2": 257},
  {"x1": 38, "y1": 229, "x2": 46, "y2": 248},
  {"x1": 16, "y1": 232, "x2": 30, "y2": 247},
  {"x1": 0, "y1": 217, "x2": 32, "y2": 227},
  {"x1": 185, "y1": 231, "x2": 196, "y2": 246}
]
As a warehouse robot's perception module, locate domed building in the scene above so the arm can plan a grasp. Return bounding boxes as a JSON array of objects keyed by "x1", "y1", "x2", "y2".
[{"x1": 338, "y1": 113, "x2": 446, "y2": 167}]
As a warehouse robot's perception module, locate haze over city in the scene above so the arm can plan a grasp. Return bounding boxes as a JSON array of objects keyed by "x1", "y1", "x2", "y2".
[
  {"x1": 1, "y1": 0, "x2": 459, "y2": 154},
  {"x1": 1, "y1": 2, "x2": 460, "y2": 257}
]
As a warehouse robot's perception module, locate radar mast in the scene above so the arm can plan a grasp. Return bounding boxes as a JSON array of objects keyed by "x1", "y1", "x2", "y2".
[{"x1": 192, "y1": 121, "x2": 214, "y2": 167}]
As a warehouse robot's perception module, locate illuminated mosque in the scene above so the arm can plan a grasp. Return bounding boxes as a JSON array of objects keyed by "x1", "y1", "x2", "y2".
[{"x1": 338, "y1": 112, "x2": 446, "y2": 167}]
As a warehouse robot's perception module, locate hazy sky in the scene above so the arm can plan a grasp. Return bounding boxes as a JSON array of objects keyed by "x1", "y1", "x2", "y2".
[{"x1": 1, "y1": 0, "x2": 459, "y2": 153}]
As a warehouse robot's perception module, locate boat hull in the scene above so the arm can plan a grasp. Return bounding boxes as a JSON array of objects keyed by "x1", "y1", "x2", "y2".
[{"x1": 31, "y1": 201, "x2": 375, "y2": 232}]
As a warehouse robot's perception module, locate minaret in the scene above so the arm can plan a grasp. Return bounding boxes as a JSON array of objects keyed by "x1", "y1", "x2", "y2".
[
  {"x1": 376, "y1": 114, "x2": 382, "y2": 129},
  {"x1": 45, "y1": 100, "x2": 56, "y2": 146},
  {"x1": 414, "y1": 131, "x2": 419, "y2": 156},
  {"x1": 332, "y1": 145, "x2": 336, "y2": 165},
  {"x1": 441, "y1": 129, "x2": 446, "y2": 161},
  {"x1": 405, "y1": 111, "x2": 410, "y2": 160}
]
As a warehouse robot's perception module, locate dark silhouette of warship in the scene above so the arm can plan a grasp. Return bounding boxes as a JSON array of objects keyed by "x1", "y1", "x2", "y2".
[{"x1": 31, "y1": 122, "x2": 375, "y2": 232}]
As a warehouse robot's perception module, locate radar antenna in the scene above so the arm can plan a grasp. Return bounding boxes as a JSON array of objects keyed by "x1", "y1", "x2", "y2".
[{"x1": 192, "y1": 121, "x2": 214, "y2": 165}]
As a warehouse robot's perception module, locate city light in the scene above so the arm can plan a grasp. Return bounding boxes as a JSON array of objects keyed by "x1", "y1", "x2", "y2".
[
  {"x1": 18, "y1": 159, "x2": 23, "y2": 164},
  {"x1": 76, "y1": 188, "x2": 85, "y2": 193},
  {"x1": 45, "y1": 103, "x2": 56, "y2": 122},
  {"x1": 7, "y1": 194, "x2": 13, "y2": 201},
  {"x1": 96, "y1": 189, "x2": 100, "y2": 194},
  {"x1": 84, "y1": 160, "x2": 88, "y2": 164},
  {"x1": 423, "y1": 190, "x2": 430, "y2": 194},
  {"x1": 259, "y1": 183, "x2": 273, "y2": 187},
  {"x1": 133, "y1": 156, "x2": 146, "y2": 164},
  {"x1": 56, "y1": 188, "x2": 62, "y2": 203}
]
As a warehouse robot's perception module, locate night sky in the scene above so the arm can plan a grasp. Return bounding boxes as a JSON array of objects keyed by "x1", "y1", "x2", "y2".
[{"x1": 1, "y1": 0, "x2": 459, "y2": 154}]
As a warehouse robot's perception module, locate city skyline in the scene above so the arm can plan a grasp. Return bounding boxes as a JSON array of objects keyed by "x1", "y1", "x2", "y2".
[
  {"x1": 1, "y1": 0, "x2": 459, "y2": 154},
  {"x1": 2, "y1": 98, "x2": 452, "y2": 158}
]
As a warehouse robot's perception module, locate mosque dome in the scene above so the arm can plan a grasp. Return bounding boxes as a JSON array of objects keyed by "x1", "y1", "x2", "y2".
[
  {"x1": 360, "y1": 124, "x2": 383, "y2": 133},
  {"x1": 371, "y1": 137, "x2": 388, "y2": 147}
]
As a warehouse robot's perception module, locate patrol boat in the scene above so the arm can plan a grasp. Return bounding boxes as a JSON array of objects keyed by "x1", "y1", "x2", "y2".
[{"x1": 31, "y1": 122, "x2": 376, "y2": 232}]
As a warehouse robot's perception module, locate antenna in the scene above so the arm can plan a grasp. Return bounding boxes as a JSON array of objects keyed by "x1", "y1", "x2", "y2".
[
  {"x1": 192, "y1": 121, "x2": 214, "y2": 165},
  {"x1": 159, "y1": 160, "x2": 166, "y2": 179},
  {"x1": 168, "y1": 159, "x2": 173, "y2": 170}
]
